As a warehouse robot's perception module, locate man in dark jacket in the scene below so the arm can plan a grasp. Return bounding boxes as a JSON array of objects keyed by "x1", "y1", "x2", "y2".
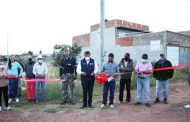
[
  {"x1": 76, "y1": 51, "x2": 98, "y2": 108},
  {"x1": 25, "y1": 55, "x2": 35, "y2": 101},
  {"x1": 153, "y1": 54, "x2": 174, "y2": 104},
  {"x1": 60, "y1": 49, "x2": 77, "y2": 104},
  {"x1": 119, "y1": 53, "x2": 133, "y2": 104}
]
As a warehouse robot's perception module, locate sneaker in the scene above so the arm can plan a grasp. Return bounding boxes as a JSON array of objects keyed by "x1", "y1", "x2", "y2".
[
  {"x1": 100, "y1": 104, "x2": 106, "y2": 109},
  {"x1": 154, "y1": 99, "x2": 160, "y2": 103},
  {"x1": 41, "y1": 98, "x2": 46, "y2": 102},
  {"x1": 134, "y1": 102, "x2": 142, "y2": 105},
  {"x1": 6, "y1": 106, "x2": 11, "y2": 110},
  {"x1": 8, "y1": 98, "x2": 12, "y2": 103},
  {"x1": 15, "y1": 98, "x2": 19, "y2": 103},
  {"x1": 184, "y1": 104, "x2": 190, "y2": 108},
  {"x1": 0, "y1": 106, "x2": 2, "y2": 112},
  {"x1": 110, "y1": 104, "x2": 114, "y2": 109},
  {"x1": 164, "y1": 98, "x2": 168, "y2": 104},
  {"x1": 119, "y1": 101, "x2": 122, "y2": 104},
  {"x1": 145, "y1": 103, "x2": 151, "y2": 108},
  {"x1": 35, "y1": 100, "x2": 39, "y2": 104},
  {"x1": 128, "y1": 101, "x2": 133, "y2": 105},
  {"x1": 80, "y1": 105, "x2": 87, "y2": 109}
]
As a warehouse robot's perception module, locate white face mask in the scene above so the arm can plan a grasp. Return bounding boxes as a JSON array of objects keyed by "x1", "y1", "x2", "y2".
[
  {"x1": 85, "y1": 57, "x2": 90, "y2": 61},
  {"x1": 38, "y1": 59, "x2": 43, "y2": 64},
  {"x1": 142, "y1": 59, "x2": 148, "y2": 63}
]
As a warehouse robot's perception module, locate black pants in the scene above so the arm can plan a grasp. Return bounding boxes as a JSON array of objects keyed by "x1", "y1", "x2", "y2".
[
  {"x1": 81, "y1": 78, "x2": 95, "y2": 107},
  {"x1": 0, "y1": 85, "x2": 9, "y2": 107},
  {"x1": 119, "y1": 78, "x2": 131, "y2": 102}
]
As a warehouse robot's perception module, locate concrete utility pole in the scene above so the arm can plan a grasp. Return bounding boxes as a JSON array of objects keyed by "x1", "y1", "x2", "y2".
[
  {"x1": 7, "y1": 33, "x2": 9, "y2": 56},
  {"x1": 100, "y1": 0, "x2": 105, "y2": 70}
]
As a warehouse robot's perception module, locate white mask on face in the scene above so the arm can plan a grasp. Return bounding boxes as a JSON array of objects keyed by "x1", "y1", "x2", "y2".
[
  {"x1": 85, "y1": 57, "x2": 90, "y2": 61},
  {"x1": 142, "y1": 59, "x2": 148, "y2": 63},
  {"x1": 38, "y1": 59, "x2": 43, "y2": 64}
]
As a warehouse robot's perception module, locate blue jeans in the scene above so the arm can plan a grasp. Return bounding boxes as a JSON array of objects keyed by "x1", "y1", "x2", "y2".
[
  {"x1": 35, "y1": 81, "x2": 45, "y2": 101},
  {"x1": 102, "y1": 80, "x2": 115, "y2": 105},
  {"x1": 8, "y1": 78, "x2": 19, "y2": 98},
  {"x1": 155, "y1": 80, "x2": 169, "y2": 100},
  {"x1": 137, "y1": 77, "x2": 151, "y2": 104}
]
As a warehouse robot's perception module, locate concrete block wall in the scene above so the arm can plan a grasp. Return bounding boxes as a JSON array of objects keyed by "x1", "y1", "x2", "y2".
[
  {"x1": 72, "y1": 33, "x2": 90, "y2": 47},
  {"x1": 90, "y1": 19, "x2": 149, "y2": 32}
]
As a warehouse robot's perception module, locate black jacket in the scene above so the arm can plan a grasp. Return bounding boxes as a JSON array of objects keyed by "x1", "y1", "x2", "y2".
[
  {"x1": 153, "y1": 59, "x2": 174, "y2": 80},
  {"x1": 25, "y1": 61, "x2": 35, "y2": 78},
  {"x1": 119, "y1": 58, "x2": 133, "y2": 79},
  {"x1": 59, "y1": 56, "x2": 76, "y2": 77}
]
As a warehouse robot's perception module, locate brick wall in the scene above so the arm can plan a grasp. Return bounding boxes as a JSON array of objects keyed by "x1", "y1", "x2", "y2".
[
  {"x1": 116, "y1": 36, "x2": 133, "y2": 46},
  {"x1": 90, "y1": 19, "x2": 149, "y2": 32},
  {"x1": 72, "y1": 33, "x2": 90, "y2": 47}
]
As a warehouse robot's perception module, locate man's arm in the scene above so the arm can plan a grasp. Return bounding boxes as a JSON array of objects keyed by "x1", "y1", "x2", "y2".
[
  {"x1": 125, "y1": 60, "x2": 133, "y2": 72},
  {"x1": 76, "y1": 61, "x2": 82, "y2": 75},
  {"x1": 168, "y1": 61, "x2": 174, "y2": 79},
  {"x1": 59, "y1": 59, "x2": 63, "y2": 77},
  {"x1": 17, "y1": 63, "x2": 23, "y2": 77},
  {"x1": 94, "y1": 61, "x2": 99, "y2": 74},
  {"x1": 33, "y1": 63, "x2": 37, "y2": 76}
]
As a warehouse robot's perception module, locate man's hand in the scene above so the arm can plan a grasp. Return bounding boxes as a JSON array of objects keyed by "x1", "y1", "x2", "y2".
[
  {"x1": 81, "y1": 72, "x2": 87, "y2": 76},
  {"x1": 143, "y1": 71, "x2": 151, "y2": 74},
  {"x1": 91, "y1": 73, "x2": 95, "y2": 76},
  {"x1": 0, "y1": 75, "x2": 6, "y2": 78},
  {"x1": 37, "y1": 74, "x2": 45, "y2": 78}
]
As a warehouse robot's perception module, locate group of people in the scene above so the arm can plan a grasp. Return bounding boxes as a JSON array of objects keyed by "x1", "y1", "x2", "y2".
[
  {"x1": 66, "y1": 50, "x2": 174, "y2": 109},
  {"x1": 0, "y1": 54, "x2": 48, "y2": 112},
  {"x1": 0, "y1": 48, "x2": 181, "y2": 112}
]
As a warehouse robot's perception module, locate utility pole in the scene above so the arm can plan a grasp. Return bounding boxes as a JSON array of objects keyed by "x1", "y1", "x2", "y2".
[
  {"x1": 7, "y1": 33, "x2": 9, "y2": 56},
  {"x1": 100, "y1": 0, "x2": 105, "y2": 70}
]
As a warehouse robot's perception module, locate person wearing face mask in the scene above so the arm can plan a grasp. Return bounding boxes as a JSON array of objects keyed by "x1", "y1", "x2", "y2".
[
  {"x1": 60, "y1": 49, "x2": 77, "y2": 105},
  {"x1": 25, "y1": 55, "x2": 35, "y2": 102},
  {"x1": 14, "y1": 55, "x2": 25, "y2": 98},
  {"x1": 100, "y1": 53, "x2": 119, "y2": 109},
  {"x1": 6, "y1": 55, "x2": 23, "y2": 103},
  {"x1": 153, "y1": 54, "x2": 173, "y2": 104},
  {"x1": 135, "y1": 54, "x2": 152, "y2": 107},
  {"x1": 33, "y1": 55, "x2": 48, "y2": 103},
  {"x1": 0, "y1": 57, "x2": 11, "y2": 111},
  {"x1": 119, "y1": 53, "x2": 133, "y2": 104},
  {"x1": 77, "y1": 51, "x2": 98, "y2": 109}
]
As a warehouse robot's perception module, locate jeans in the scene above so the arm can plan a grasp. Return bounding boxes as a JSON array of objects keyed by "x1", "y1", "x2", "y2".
[
  {"x1": 155, "y1": 80, "x2": 169, "y2": 100},
  {"x1": 8, "y1": 78, "x2": 19, "y2": 98},
  {"x1": 102, "y1": 80, "x2": 115, "y2": 105},
  {"x1": 119, "y1": 78, "x2": 131, "y2": 102},
  {"x1": 35, "y1": 81, "x2": 45, "y2": 101},
  {"x1": 137, "y1": 77, "x2": 151, "y2": 104}
]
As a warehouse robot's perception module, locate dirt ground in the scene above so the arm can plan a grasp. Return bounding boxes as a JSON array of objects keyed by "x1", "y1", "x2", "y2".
[{"x1": 0, "y1": 81, "x2": 190, "y2": 122}]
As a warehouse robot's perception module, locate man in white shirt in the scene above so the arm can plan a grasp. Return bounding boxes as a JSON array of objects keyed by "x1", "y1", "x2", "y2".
[
  {"x1": 77, "y1": 51, "x2": 98, "y2": 108},
  {"x1": 33, "y1": 55, "x2": 48, "y2": 103}
]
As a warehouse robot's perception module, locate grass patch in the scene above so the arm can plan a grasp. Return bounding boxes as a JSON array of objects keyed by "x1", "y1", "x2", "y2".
[{"x1": 44, "y1": 108, "x2": 60, "y2": 113}]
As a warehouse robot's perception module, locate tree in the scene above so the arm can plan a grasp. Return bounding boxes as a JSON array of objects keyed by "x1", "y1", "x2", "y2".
[
  {"x1": 28, "y1": 51, "x2": 33, "y2": 55},
  {"x1": 52, "y1": 43, "x2": 81, "y2": 66}
]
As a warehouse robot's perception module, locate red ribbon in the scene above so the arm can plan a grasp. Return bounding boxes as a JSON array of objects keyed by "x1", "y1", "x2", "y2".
[
  {"x1": 4, "y1": 65, "x2": 188, "y2": 84},
  {"x1": 6, "y1": 74, "x2": 19, "y2": 79},
  {"x1": 96, "y1": 64, "x2": 188, "y2": 85},
  {"x1": 25, "y1": 78, "x2": 64, "y2": 82}
]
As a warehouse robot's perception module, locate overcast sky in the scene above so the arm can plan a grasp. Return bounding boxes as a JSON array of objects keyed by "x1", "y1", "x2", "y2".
[{"x1": 0, "y1": 0, "x2": 190, "y2": 55}]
